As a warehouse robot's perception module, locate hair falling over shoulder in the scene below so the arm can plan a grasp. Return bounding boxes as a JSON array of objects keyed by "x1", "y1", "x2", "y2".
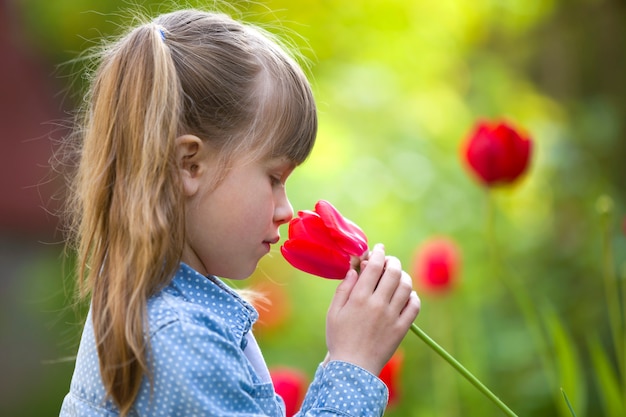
[
  {"x1": 67, "y1": 18, "x2": 185, "y2": 415},
  {"x1": 61, "y1": 8, "x2": 317, "y2": 415}
]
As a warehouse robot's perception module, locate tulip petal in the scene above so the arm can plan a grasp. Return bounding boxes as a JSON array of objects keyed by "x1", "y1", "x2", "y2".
[
  {"x1": 494, "y1": 122, "x2": 531, "y2": 182},
  {"x1": 314, "y1": 200, "x2": 368, "y2": 256},
  {"x1": 412, "y1": 237, "x2": 461, "y2": 293},
  {"x1": 465, "y1": 123, "x2": 500, "y2": 185},
  {"x1": 463, "y1": 120, "x2": 532, "y2": 187},
  {"x1": 288, "y1": 213, "x2": 343, "y2": 251},
  {"x1": 281, "y1": 238, "x2": 350, "y2": 279}
]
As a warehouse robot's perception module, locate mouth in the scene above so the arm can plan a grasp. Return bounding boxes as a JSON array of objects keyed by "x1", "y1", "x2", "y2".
[
  {"x1": 263, "y1": 236, "x2": 281, "y2": 252},
  {"x1": 264, "y1": 236, "x2": 280, "y2": 246}
]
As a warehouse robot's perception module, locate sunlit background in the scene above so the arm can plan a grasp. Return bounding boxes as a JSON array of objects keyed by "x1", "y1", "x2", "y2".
[{"x1": 1, "y1": 0, "x2": 624, "y2": 415}]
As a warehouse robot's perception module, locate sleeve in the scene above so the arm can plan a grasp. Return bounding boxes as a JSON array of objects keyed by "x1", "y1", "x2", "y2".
[
  {"x1": 133, "y1": 318, "x2": 282, "y2": 416},
  {"x1": 134, "y1": 316, "x2": 388, "y2": 417},
  {"x1": 295, "y1": 361, "x2": 389, "y2": 417}
]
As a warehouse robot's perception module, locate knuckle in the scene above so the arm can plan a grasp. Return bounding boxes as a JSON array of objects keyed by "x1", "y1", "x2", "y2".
[
  {"x1": 386, "y1": 264, "x2": 402, "y2": 278},
  {"x1": 350, "y1": 289, "x2": 370, "y2": 305},
  {"x1": 398, "y1": 279, "x2": 413, "y2": 294},
  {"x1": 384, "y1": 261, "x2": 402, "y2": 278},
  {"x1": 411, "y1": 294, "x2": 421, "y2": 313},
  {"x1": 385, "y1": 256, "x2": 401, "y2": 269},
  {"x1": 371, "y1": 296, "x2": 386, "y2": 310},
  {"x1": 367, "y1": 256, "x2": 385, "y2": 271}
]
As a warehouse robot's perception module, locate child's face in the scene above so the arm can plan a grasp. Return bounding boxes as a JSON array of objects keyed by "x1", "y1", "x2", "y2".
[{"x1": 182, "y1": 151, "x2": 295, "y2": 279}]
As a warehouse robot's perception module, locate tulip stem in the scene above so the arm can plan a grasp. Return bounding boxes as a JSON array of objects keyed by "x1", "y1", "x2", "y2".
[{"x1": 410, "y1": 323, "x2": 518, "y2": 417}]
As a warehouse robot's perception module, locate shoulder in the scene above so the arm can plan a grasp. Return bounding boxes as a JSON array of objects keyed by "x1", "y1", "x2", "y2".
[
  {"x1": 146, "y1": 263, "x2": 257, "y2": 343},
  {"x1": 144, "y1": 275, "x2": 248, "y2": 357},
  {"x1": 146, "y1": 285, "x2": 232, "y2": 344}
]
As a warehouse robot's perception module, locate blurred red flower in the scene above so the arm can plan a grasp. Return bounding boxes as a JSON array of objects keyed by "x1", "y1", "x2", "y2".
[
  {"x1": 462, "y1": 120, "x2": 532, "y2": 187},
  {"x1": 281, "y1": 200, "x2": 368, "y2": 279},
  {"x1": 378, "y1": 350, "x2": 404, "y2": 407},
  {"x1": 270, "y1": 367, "x2": 309, "y2": 417},
  {"x1": 250, "y1": 282, "x2": 292, "y2": 334},
  {"x1": 412, "y1": 237, "x2": 461, "y2": 293}
]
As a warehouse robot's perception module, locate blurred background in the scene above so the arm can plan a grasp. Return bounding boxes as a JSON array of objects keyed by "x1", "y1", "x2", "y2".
[{"x1": 1, "y1": 0, "x2": 624, "y2": 415}]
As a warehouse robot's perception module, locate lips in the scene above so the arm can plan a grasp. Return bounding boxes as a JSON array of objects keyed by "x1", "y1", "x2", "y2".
[
  {"x1": 264, "y1": 236, "x2": 280, "y2": 245},
  {"x1": 262, "y1": 237, "x2": 279, "y2": 254}
]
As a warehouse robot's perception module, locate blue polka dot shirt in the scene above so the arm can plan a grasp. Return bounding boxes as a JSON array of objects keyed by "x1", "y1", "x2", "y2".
[{"x1": 60, "y1": 263, "x2": 388, "y2": 416}]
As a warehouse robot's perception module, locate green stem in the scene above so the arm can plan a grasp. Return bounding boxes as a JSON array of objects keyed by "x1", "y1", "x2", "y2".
[
  {"x1": 485, "y1": 192, "x2": 559, "y2": 408},
  {"x1": 622, "y1": 262, "x2": 626, "y2": 407},
  {"x1": 597, "y1": 196, "x2": 624, "y2": 384},
  {"x1": 410, "y1": 323, "x2": 519, "y2": 417}
]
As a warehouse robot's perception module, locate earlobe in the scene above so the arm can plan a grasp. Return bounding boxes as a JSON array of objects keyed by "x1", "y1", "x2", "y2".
[{"x1": 175, "y1": 134, "x2": 203, "y2": 197}]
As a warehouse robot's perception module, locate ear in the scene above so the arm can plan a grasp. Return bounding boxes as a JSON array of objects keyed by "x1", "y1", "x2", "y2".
[{"x1": 175, "y1": 134, "x2": 204, "y2": 197}]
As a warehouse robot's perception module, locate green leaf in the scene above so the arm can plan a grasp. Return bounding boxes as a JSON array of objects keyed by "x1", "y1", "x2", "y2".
[
  {"x1": 560, "y1": 388, "x2": 577, "y2": 417},
  {"x1": 545, "y1": 308, "x2": 586, "y2": 416},
  {"x1": 588, "y1": 336, "x2": 625, "y2": 417}
]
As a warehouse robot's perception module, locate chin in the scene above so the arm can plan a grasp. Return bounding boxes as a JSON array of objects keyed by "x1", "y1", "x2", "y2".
[{"x1": 209, "y1": 255, "x2": 262, "y2": 281}]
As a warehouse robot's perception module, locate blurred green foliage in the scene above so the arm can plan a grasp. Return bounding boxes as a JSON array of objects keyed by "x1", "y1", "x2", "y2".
[{"x1": 6, "y1": 0, "x2": 625, "y2": 415}]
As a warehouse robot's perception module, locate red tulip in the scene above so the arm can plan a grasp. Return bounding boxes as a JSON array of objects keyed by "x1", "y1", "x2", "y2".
[
  {"x1": 378, "y1": 350, "x2": 404, "y2": 407},
  {"x1": 412, "y1": 237, "x2": 461, "y2": 293},
  {"x1": 462, "y1": 120, "x2": 532, "y2": 187},
  {"x1": 281, "y1": 200, "x2": 368, "y2": 279},
  {"x1": 270, "y1": 367, "x2": 308, "y2": 417}
]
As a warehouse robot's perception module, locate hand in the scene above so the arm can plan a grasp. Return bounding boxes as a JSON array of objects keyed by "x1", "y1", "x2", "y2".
[{"x1": 325, "y1": 244, "x2": 421, "y2": 375}]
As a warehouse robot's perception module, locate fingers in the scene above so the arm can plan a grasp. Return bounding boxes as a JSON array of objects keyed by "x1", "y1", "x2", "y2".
[
  {"x1": 388, "y1": 270, "x2": 413, "y2": 306},
  {"x1": 397, "y1": 290, "x2": 421, "y2": 327},
  {"x1": 328, "y1": 268, "x2": 358, "y2": 311},
  {"x1": 374, "y1": 256, "x2": 403, "y2": 302},
  {"x1": 353, "y1": 244, "x2": 386, "y2": 294},
  {"x1": 357, "y1": 246, "x2": 413, "y2": 312},
  {"x1": 325, "y1": 246, "x2": 421, "y2": 376},
  {"x1": 337, "y1": 242, "x2": 419, "y2": 322}
]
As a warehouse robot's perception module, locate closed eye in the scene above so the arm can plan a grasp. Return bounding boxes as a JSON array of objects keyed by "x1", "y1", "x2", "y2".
[
  {"x1": 270, "y1": 175, "x2": 284, "y2": 187},
  {"x1": 265, "y1": 157, "x2": 296, "y2": 188}
]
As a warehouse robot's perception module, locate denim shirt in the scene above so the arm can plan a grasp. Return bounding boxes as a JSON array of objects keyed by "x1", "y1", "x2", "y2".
[{"x1": 60, "y1": 263, "x2": 388, "y2": 416}]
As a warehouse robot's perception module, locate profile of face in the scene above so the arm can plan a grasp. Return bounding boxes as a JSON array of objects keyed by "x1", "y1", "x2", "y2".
[
  {"x1": 178, "y1": 134, "x2": 295, "y2": 279},
  {"x1": 152, "y1": 12, "x2": 315, "y2": 279}
]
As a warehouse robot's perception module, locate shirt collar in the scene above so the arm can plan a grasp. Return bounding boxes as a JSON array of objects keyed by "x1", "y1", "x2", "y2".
[{"x1": 167, "y1": 263, "x2": 259, "y2": 348}]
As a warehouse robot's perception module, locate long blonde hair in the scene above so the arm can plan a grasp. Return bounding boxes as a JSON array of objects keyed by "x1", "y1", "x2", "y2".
[{"x1": 63, "y1": 9, "x2": 316, "y2": 415}]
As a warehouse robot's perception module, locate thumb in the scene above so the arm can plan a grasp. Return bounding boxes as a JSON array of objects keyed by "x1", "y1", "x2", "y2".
[{"x1": 329, "y1": 269, "x2": 358, "y2": 311}]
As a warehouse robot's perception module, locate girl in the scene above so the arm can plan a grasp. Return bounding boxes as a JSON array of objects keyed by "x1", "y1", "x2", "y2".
[{"x1": 60, "y1": 8, "x2": 420, "y2": 417}]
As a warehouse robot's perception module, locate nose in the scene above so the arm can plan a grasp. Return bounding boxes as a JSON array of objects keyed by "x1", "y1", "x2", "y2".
[{"x1": 274, "y1": 190, "x2": 294, "y2": 226}]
